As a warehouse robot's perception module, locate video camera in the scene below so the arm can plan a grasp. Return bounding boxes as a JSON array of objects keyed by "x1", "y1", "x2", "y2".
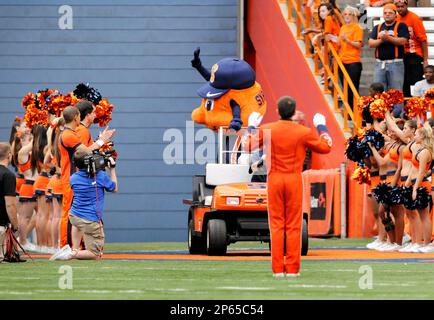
[{"x1": 82, "y1": 150, "x2": 116, "y2": 176}]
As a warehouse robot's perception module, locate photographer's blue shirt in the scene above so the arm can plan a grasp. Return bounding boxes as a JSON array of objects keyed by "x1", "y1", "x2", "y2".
[{"x1": 70, "y1": 170, "x2": 116, "y2": 222}]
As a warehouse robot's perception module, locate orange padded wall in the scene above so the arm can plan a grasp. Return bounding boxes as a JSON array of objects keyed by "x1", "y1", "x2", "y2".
[{"x1": 245, "y1": 0, "x2": 346, "y2": 169}]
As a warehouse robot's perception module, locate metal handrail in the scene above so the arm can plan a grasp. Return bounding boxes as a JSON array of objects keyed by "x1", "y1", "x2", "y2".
[{"x1": 287, "y1": 0, "x2": 361, "y2": 132}]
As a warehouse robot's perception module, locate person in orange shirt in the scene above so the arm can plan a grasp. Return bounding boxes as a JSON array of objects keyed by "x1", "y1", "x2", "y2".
[
  {"x1": 245, "y1": 96, "x2": 332, "y2": 277},
  {"x1": 395, "y1": 0, "x2": 429, "y2": 97},
  {"x1": 323, "y1": 3, "x2": 341, "y2": 50},
  {"x1": 76, "y1": 100, "x2": 96, "y2": 147},
  {"x1": 338, "y1": 6, "x2": 364, "y2": 110},
  {"x1": 58, "y1": 106, "x2": 114, "y2": 248},
  {"x1": 302, "y1": 3, "x2": 341, "y2": 50}
]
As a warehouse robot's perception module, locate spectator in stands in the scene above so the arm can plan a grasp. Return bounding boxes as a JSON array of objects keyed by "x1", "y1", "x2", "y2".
[
  {"x1": 413, "y1": 65, "x2": 434, "y2": 96},
  {"x1": 395, "y1": 0, "x2": 429, "y2": 97},
  {"x1": 407, "y1": 0, "x2": 431, "y2": 7},
  {"x1": 368, "y1": 3, "x2": 409, "y2": 117},
  {"x1": 302, "y1": 3, "x2": 341, "y2": 49},
  {"x1": 338, "y1": 6, "x2": 364, "y2": 110},
  {"x1": 0, "y1": 143, "x2": 19, "y2": 261},
  {"x1": 364, "y1": 0, "x2": 393, "y2": 7}
]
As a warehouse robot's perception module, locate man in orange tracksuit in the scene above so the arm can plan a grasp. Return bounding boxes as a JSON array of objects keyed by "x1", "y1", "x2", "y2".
[
  {"x1": 58, "y1": 106, "x2": 114, "y2": 248},
  {"x1": 246, "y1": 96, "x2": 332, "y2": 277}
]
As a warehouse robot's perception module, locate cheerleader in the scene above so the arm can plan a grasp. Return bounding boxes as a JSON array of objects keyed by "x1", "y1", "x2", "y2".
[
  {"x1": 45, "y1": 118, "x2": 65, "y2": 251},
  {"x1": 384, "y1": 112, "x2": 418, "y2": 251},
  {"x1": 368, "y1": 120, "x2": 403, "y2": 251},
  {"x1": 31, "y1": 124, "x2": 51, "y2": 252},
  {"x1": 16, "y1": 127, "x2": 38, "y2": 251},
  {"x1": 362, "y1": 113, "x2": 389, "y2": 249},
  {"x1": 402, "y1": 123, "x2": 434, "y2": 253},
  {"x1": 373, "y1": 116, "x2": 417, "y2": 251}
]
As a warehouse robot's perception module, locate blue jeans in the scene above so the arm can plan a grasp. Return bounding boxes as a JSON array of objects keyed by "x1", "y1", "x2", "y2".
[{"x1": 374, "y1": 60, "x2": 404, "y2": 117}]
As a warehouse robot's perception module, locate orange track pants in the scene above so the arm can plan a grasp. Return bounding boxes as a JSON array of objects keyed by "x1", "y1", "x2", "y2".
[
  {"x1": 60, "y1": 183, "x2": 73, "y2": 247},
  {"x1": 267, "y1": 173, "x2": 303, "y2": 274}
]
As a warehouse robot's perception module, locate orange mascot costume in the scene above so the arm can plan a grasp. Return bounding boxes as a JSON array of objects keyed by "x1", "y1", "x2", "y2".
[
  {"x1": 245, "y1": 97, "x2": 332, "y2": 277},
  {"x1": 191, "y1": 48, "x2": 266, "y2": 131}
]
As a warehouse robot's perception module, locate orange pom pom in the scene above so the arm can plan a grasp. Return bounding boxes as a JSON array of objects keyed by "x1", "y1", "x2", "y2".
[
  {"x1": 358, "y1": 96, "x2": 374, "y2": 111},
  {"x1": 23, "y1": 104, "x2": 48, "y2": 129},
  {"x1": 369, "y1": 98, "x2": 389, "y2": 119},
  {"x1": 94, "y1": 98, "x2": 114, "y2": 127},
  {"x1": 21, "y1": 92, "x2": 35, "y2": 109},
  {"x1": 352, "y1": 166, "x2": 371, "y2": 185},
  {"x1": 405, "y1": 97, "x2": 429, "y2": 118},
  {"x1": 424, "y1": 87, "x2": 434, "y2": 99},
  {"x1": 47, "y1": 93, "x2": 76, "y2": 117},
  {"x1": 382, "y1": 89, "x2": 404, "y2": 107}
]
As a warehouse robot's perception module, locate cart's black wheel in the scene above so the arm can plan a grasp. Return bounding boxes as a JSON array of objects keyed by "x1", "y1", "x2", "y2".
[
  {"x1": 206, "y1": 219, "x2": 227, "y2": 255},
  {"x1": 188, "y1": 218, "x2": 206, "y2": 254},
  {"x1": 301, "y1": 218, "x2": 309, "y2": 256}
]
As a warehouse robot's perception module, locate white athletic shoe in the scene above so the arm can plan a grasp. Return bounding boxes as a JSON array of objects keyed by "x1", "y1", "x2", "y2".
[
  {"x1": 273, "y1": 273, "x2": 285, "y2": 278},
  {"x1": 399, "y1": 243, "x2": 415, "y2": 252},
  {"x1": 366, "y1": 239, "x2": 385, "y2": 250},
  {"x1": 21, "y1": 242, "x2": 38, "y2": 252},
  {"x1": 409, "y1": 244, "x2": 423, "y2": 253},
  {"x1": 49, "y1": 245, "x2": 72, "y2": 261},
  {"x1": 286, "y1": 273, "x2": 301, "y2": 278},
  {"x1": 48, "y1": 247, "x2": 59, "y2": 254},
  {"x1": 374, "y1": 242, "x2": 392, "y2": 251},
  {"x1": 418, "y1": 244, "x2": 434, "y2": 253},
  {"x1": 379, "y1": 243, "x2": 401, "y2": 252},
  {"x1": 402, "y1": 233, "x2": 412, "y2": 244}
]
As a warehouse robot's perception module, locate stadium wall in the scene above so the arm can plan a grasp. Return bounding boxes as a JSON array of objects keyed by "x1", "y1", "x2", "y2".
[{"x1": 0, "y1": 0, "x2": 239, "y2": 242}]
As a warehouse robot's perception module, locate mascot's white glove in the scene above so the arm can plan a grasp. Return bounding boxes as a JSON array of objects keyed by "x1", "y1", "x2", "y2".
[
  {"x1": 313, "y1": 113, "x2": 326, "y2": 127},
  {"x1": 248, "y1": 112, "x2": 263, "y2": 128}
]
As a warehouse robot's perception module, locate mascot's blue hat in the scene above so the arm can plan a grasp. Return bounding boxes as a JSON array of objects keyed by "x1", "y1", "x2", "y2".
[{"x1": 197, "y1": 58, "x2": 256, "y2": 99}]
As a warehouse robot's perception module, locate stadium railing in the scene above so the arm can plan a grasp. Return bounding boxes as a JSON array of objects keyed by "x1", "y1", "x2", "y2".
[{"x1": 286, "y1": 0, "x2": 362, "y2": 132}]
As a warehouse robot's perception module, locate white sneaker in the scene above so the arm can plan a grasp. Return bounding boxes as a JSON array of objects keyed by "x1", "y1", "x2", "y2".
[
  {"x1": 49, "y1": 245, "x2": 72, "y2": 261},
  {"x1": 21, "y1": 242, "x2": 38, "y2": 252},
  {"x1": 286, "y1": 273, "x2": 301, "y2": 278},
  {"x1": 419, "y1": 244, "x2": 434, "y2": 253},
  {"x1": 398, "y1": 243, "x2": 414, "y2": 252},
  {"x1": 409, "y1": 244, "x2": 423, "y2": 253},
  {"x1": 48, "y1": 247, "x2": 59, "y2": 254},
  {"x1": 366, "y1": 239, "x2": 383, "y2": 249},
  {"x1": 273, "y1": 273, "x2": 285, "y2": 278},
  {"x1": 379, "y1": 243, "x2": 401, "y2": 252},
  {"x1": 374, "y1": 242, "x2": 391, "y2": 251},
  {"x1": 402, "y1": 233, "x2": 412, "y2": 244}
]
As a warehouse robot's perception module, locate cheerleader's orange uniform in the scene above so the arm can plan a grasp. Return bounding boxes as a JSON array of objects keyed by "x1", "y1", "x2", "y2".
[
  {"x1": 17, "y1": 157, "x2": 36, "y2": 202},
  {"x1": 33, "y1": 161, "x2": 51, "y2": 197},
  {"x1": 400, "y1": 142, "x2": 415, "y2": 186},
  {"x1": 386, "y1": 143, "x2": 402, "y2": 184},
  {"x1": 410, "y1": 148, "x2": 431, "y2": 191},
  {"x1": 16, "y1": 171, "x2": 24, "y2": 196}
]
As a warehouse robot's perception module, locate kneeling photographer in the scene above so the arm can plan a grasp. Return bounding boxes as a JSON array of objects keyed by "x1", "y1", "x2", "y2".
[{"x1": 50, "y1": 149, "x2": 118, "y2": 261}]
